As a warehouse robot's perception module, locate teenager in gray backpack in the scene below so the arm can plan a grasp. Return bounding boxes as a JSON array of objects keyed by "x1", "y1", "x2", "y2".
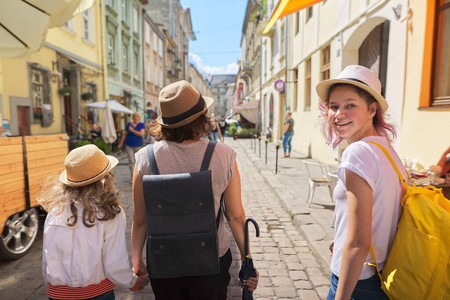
[{"x1": 131, "y1": 80, "x2": 259, "y2": 300}]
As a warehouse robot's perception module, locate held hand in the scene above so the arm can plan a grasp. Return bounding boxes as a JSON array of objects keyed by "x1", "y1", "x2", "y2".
[
  {"x1": 133, "y1": 259, "x2": 148, "y2": 276},
  {"x1": 138, "y1": 274, "x2": 150, "y2": 291}
]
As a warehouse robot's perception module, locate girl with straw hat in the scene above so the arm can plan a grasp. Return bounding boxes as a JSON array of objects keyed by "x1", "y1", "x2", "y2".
[
  {"x1": 38, "y1": 145, "x2": 149, "y2": 299},
  {"x1": 317, "y1": 65, "x2": 407, "y2": 300},
  {"x1": 131, "y1": 80, "x2": 259, "y2": 300}
]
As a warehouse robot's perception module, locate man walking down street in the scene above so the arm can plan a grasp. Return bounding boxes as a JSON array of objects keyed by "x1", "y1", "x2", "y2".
[
  {"x1": 219, "y1": 115, "x2": 227, "y2": 142},
  {"x1": 282, "y1": 111, "x2": 294, "y2": 158}
]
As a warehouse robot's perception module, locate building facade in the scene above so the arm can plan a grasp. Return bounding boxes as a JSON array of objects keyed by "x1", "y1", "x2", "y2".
[
  {"x1": 240, "y1": 0, "x2": 450, "y2": 169},
  {"x1": 0, "y1": 1, "x2": 104, "y2": 137},
  {"x1": 143, "y1": 11, "x2": 165, "y2": 117},
  {"x1": 104, "y1": 0, "x2": 145, "y2": 130},
  {"x1": 144, "y1": 0, "x2": 195, "y2": 82},
  {"x1": 208, "y1": 75, "x2": 236, "y2": 118}
]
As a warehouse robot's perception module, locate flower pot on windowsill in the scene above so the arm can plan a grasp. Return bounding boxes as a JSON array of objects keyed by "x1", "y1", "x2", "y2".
[
  {"x1": 81, "y1": 92, "x2": 94, "y2": 101},
  {"x1": 58, "y1": 86, "x2": 73, "y2": 96}
]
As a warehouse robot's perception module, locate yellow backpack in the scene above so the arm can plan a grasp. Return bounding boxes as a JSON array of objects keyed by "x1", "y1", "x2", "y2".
[{"x1": 368, "y1": 141, "x2": 450, "y2": 300}]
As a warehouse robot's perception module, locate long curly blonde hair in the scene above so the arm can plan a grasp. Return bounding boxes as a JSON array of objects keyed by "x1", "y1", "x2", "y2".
[{"x1": 37, "y1": 173, "x2": 122, "y2": 228}]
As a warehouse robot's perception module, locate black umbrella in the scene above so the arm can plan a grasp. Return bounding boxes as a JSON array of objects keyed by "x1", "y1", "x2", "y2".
[{"x1": 239, "y1": 218, "x2": 260, "y2": 300}]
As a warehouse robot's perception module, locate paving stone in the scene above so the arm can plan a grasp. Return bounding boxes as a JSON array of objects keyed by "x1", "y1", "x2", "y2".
[
  {"x1": 274, "y1": 287, "x2": 297, "y2": 298},
  {"x1": 289, "y1": 270, "x2": 308, "y2": 280}
]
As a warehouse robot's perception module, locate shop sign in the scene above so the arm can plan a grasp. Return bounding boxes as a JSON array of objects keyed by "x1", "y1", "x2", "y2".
[{"x1": 274, "y1": 79, "x2": 285, "y2": 92}]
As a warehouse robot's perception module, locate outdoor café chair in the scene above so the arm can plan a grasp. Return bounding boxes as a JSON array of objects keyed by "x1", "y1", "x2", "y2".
[{"x1": 302, "y1": 160, "x2": 334, "y2": 208}]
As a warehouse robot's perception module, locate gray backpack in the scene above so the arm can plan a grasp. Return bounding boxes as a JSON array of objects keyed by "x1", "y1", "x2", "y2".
[{"x1": 143, "y1": 141, "x2": 224, "y2": 278}]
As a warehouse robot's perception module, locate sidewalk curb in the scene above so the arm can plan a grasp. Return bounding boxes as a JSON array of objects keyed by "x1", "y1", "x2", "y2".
[{"x1": 235, "y1": 139, "x2": 333, "y2": 278}]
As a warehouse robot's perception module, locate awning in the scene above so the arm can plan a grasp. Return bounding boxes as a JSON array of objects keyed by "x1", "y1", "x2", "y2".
[
  {"x1": 233, "y1": 101, "x2": 259, "y2": 124},
  {"x1": 0, "y1": 0, "x2": 94, "y2": 59},
  {"x1": 263, "y1": 0, "x2": 323, "y2": 34}
]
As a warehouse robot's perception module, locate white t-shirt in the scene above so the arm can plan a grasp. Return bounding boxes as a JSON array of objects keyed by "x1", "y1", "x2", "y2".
[{"x1": 330, "y1": 136, "x2": 407, "y2": 280}]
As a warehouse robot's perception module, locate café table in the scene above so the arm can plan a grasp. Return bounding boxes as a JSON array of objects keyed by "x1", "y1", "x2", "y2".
[{"x1": 411, "y1": 177, "x2": 450, "y2": 199}]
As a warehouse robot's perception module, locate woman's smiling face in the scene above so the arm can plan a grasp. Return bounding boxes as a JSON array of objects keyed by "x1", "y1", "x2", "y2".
[{"x1": 327, "y1": 85, "x2": 376, "y2": 142}]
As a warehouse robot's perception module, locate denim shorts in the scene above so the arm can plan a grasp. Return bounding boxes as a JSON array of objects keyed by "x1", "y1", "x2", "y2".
[{"x1": 327, "y1": 272, "x2": 389, "y2": 300}]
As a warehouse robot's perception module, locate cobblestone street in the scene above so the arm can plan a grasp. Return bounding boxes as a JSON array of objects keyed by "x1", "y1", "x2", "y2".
[{"x1": 0, "y1": 137, "x2": 332, "y2": 299}]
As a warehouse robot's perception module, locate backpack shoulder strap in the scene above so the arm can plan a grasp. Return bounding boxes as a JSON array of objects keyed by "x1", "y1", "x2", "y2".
[
  {"x1": 200, "y1": 141, "x2": 217, "y2": 171},
  {"x1": 147, "y1": 145, "x2": 160, "y2": 175},
  {"x1": 366, "y1": 141, "x2": 410, "y2": 189}
]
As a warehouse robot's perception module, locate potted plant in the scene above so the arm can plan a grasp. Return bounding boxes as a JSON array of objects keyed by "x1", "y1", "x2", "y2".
[
  {"x1": 58, "y1": 86, "x2": 73, "y2": 96},
  {"x1": 81, "y1": 92, "x2": 94, "y2": 101}
]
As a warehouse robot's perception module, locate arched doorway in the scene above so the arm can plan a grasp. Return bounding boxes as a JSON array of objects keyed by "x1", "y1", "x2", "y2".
[
  {"x1": 358, "y1": 21, "x2": 390, "y2": 96},
  {"x1": 269, "y1": 93, "x2": 274, "y2": 130}
]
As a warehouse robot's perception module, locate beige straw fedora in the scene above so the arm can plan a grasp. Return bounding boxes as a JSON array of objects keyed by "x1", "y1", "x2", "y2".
[
  {"x1": 316, "y1": 65, "x2": 388, "y2": 112},
  {"x1": 157, "y1": 80, "x2": 214, "y2": 128},
  {"x1": 59, "y1": 145, "x2": 118, "y2": 187}
]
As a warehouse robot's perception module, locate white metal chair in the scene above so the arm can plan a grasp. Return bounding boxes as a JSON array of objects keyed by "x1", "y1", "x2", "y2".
[
  {"x1": 328, "y1": 172, "x2": 339, "y2": 228},
  {"x1": 302, "y1": 160, "x2": 334, "y2": 208}
]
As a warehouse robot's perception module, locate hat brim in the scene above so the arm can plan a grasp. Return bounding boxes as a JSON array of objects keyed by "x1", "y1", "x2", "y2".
[
  {"x1": 316, "y1": 79, "x2": 388, "y2": 112},
  {"x1": 156, "y1": 96, "x2": 214, "y2": 129},
  {"x1": 59, "y1": 155, "x2": 119, "y2": 187}
]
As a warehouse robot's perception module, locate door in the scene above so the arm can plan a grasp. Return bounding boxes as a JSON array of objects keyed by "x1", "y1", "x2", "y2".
[
  {"x1": 358, "y1": 21, "x2": 389, "y2": 96},
  {"x1": 17, "y1": 106, "x2": 30, "y2": 136}
]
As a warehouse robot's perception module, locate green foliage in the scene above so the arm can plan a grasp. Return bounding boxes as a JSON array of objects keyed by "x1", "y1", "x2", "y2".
[
  {"x1": 94, "y1": 138, "x2": 110, "y2": 154},
  {"x1": 81, "y1": 92, "x2": 94, "y2": 100},
  {"x1": 228, "y1": 123, "x2": 237, "y2": 137},
  {"x1": 58, "y1": 86, "x2": 73, "y2": 95},
  {"x1": 75, "y1": 140, "x2": 92, "y2": 148},
  {"x1": 235, "y1": 128, "x2": 259, "y2": 139}
]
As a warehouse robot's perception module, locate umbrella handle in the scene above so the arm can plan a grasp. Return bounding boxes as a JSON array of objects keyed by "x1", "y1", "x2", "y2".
[{"x1": 244, "y1": 218, "x2": 260, "y2": 257}]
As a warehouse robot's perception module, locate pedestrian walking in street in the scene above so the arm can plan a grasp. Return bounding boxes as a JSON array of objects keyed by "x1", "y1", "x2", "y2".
[
  {"x1": 209, "y1": 113, "x2": 222, "y2": 142},
  {"x1": 118, "y1": 112, "x2": 145, "y2": 176},
  {"x1": 316, "y1": 65, "x2": 407, "y2": 300},
  {"x1": 37, "y1": 145, "x2": 149, "y2": 300},
  {"x1": 219, "y1": 115, "x2": 227, "y2": 142},
  {"x1": 282, "y1": 110, "x2": 294, "y2": 157},
  {"x1": 131, "y1": 80, "x2": 259, "y2": 300}
]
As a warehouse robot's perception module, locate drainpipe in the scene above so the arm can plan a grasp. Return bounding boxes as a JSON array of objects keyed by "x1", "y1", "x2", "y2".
[
  {"x1": 259, "y1": 36, "x2": 263, "y2": 134},
  {"x1": 100, "y1": 1, "x2": 108, "y2": 101}
]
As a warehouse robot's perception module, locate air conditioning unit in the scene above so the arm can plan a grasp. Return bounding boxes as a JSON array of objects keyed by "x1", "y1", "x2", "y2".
[{"x1": 167, "y1": 69, "x2": 174, "y2": 76}]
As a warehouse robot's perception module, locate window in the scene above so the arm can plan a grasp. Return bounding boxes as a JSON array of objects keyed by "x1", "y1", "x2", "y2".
[
  {"x1": 321, "y1": 45, "x2": 330, "y2": 81},
  {"x1": 133, "y1": 6, "x2": 138, "y2": 33},
  {"x1": 293, "y1": 68, "x2": 298, "y2": 111},
  {"x1": 64, "y1": 19, "x2": 75, "y2": 31},
  {"x1": 121, "y1": 0, "x2": 127, "y2": 21},
  {"x1": 306, "y1": 6, "x2": 313, "y2": 22},
  {"x1": 295, "y1": 12, "x2": 300, "y2": 35},
  {"x1": 108, "y1": 34, "x2": 115, "y2": 65},
  {"x1": 146, "y1": 62, "x2": 151, "y2": 82},
  {"x1": 154, "y1": 68, "x2": 159, "y2": 87},
  {"x1": 153, "y1": 33, "x2": 158, "y2": 52},
  {"x1": 431, "y1": 0, "x2": 450, "y2": 106},
  {"x1": 304, "y1": 58, "x2": 311, "y2": 110},
  {"x1": 122, "y1": 45, "x2": 128, "y2": 71},
  {"x1": 82, "y1": 9, "x2": 93, "y2": 42},
  {"x1": 31, "y1": 69, "x2": 44, "y2": 122},
  {"x1": 134, "y1": 52, "x2": 139, "y2": 79},
  {"x1": 105, "y1": 0, "x2": 113, "y2": 7},
  {"x1": 158, "y1": 38, "x2": 163, "y2": 57},
  {"x1": 145, "y1": 22, "x2": 150, "y2": 44},
  {"x1": 280, "y1": 24, "x2": 286, "y2": 58}
]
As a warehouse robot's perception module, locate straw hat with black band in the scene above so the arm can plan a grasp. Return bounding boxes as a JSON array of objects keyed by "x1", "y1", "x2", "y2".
[
  {"x1": 157, "y1": 80, "x2": 214, "y2": 129},
  {"x1": 59, "y1": 144, "x2": 118, "y2": 187},
  {"x1": 316, "y1": 65, "x2": 388, "y2": 112}
]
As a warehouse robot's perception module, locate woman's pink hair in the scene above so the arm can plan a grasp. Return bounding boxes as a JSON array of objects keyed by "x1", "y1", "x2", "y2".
[{"x1": 319, "y1": 83, "x2": 397, "y2": 148}]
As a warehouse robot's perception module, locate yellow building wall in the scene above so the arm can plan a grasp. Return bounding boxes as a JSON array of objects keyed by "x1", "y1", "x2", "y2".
[
  {"x1": 349, "y1": 0, "x2": 362, "y2": 20},
  {"x1": 318, "y1": 0, "x2": 336, "y2": 46},
  {"x1": 398, "y1": 0, "x2": 450, "y2": 168},
  {"x1": 46, "y1": 1, "x2": 104, "y2": 68}
]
